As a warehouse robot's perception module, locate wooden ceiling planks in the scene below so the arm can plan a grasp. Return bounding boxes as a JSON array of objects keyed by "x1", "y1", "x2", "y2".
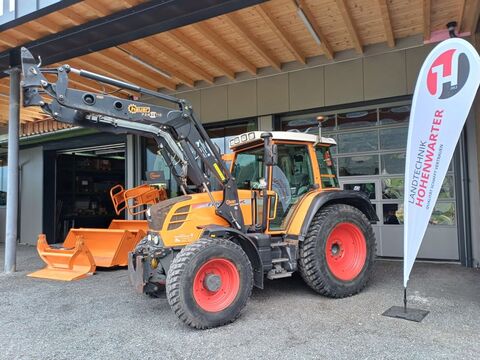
[
  {"x1": 256, "y1": 4, "x2": 307, "y2": 64},
  {"x1": 294, "y1": 0, "x2": 335, "y2": 58},
  {"x1": 431, "y1": 0, "x2": 466, "y2": 34},
  {"x1": 165, "y1": 30, "x2": 235, "y2": 80},
  {"x1": 0, "y1": 0, "x2": 146, "y2": 52},
  {"x1": 335, "y1": 0, "x2": 364, "y2": 53},
  {"x1": 193, "y1": 21, "x2": 258, "y2": 74},
  {"x1": 223, "y1": 13, "x2": 282, "y2": 70},
  {"x1": 0, "y1": 0, "x2": 477, "y2": 126},
  {"x1": 377, "y1": 0, "x2": 396, "y2": 47}
]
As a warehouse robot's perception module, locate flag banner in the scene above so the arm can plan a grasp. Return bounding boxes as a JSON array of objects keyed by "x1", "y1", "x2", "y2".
[{"x1": 404, "y1": 38, "x2": 480, "y2": 287}]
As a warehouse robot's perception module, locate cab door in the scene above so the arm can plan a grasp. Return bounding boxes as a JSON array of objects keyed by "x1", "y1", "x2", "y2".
[{"x1": 267, "y1": 143, "x2": 315, "y2": 233}]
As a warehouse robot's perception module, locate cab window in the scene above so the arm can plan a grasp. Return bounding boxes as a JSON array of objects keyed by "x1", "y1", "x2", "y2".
[
  {"x1": 316, "y1": 146, "x2": 339, "y2": 188},
  {"x1": 233, "y1": 147, "x2": 264, "y2": 190}
]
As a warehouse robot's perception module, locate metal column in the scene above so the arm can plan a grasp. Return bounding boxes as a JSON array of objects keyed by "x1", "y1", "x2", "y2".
[{"x1": 4, "y1": 68, "x2": 20, "y2": 273}]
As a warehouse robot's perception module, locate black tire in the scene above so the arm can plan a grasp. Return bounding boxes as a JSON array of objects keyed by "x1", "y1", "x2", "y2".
[
  {"x1": 166, "y1": 238, "x2": 253, "y2": 329},
  {"x1": 298, "y1": 204, "x2": 376, "y2": 298}
]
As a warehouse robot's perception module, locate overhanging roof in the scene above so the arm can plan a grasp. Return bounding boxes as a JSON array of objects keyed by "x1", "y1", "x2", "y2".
[{"x1": 0, "y1": 0, "x2": 479, "y2": 128}]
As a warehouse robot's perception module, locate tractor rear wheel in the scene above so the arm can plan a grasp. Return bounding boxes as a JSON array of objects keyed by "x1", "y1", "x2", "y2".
[
  {"x1": 166, "y1": 238, "x2": 253, "y2": 329},
  {"x1": 298, "y1": 204, "x2": 375, "y2": 298}
]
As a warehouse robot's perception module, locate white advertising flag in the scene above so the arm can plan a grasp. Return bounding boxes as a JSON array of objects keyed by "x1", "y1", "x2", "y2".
[{"x1": 404, "y1": 38, "x2": 480, "y2": 287}]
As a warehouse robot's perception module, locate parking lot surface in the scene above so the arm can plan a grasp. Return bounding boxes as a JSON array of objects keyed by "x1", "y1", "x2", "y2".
[{"x1": 1, "y1": 244, "x2": 479, "y2": 360}]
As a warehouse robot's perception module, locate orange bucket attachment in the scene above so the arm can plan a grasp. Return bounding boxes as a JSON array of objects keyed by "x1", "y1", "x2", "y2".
[
  {"x1": 123, "y1": 184, "x2": 168, "y2": 216},
  {"x1": 110, "y1": 184, "x2": 127, "y2": 215},
  {"x1": 108, "y1": 219, "x2": 148, "y2": 232},
  {"x1": 110, "y1": 184, "x2": 167, "y2": 216},
  {"x1": 62, "y1": 229, "x2": 139, "y2": 267},
  {"x1": 28, "y1": 234, "x2": 96, "y2": 281},
  {"x1": 28, "y1": 225, "x2": 147, "y2": 281}
]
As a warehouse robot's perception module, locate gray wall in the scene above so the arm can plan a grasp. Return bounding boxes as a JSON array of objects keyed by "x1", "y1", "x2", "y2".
[
  {"x1": 19, "y1": 146, "x2": 43, "y2": 245},
  {"x1": 467, "y1": 107, "x2": 480, "y2": 267},
  {"x1": 470, "y1": 31, "x2": 480, "y2": 267},
  {"x1": 165, "y1": 45, "x2": 434, "y2": 123},
  {"x1": 0, "y1": 146, "x2": 44, "y2": 246},
  {"x1": 0, "y1": 208, "x2": 5, "y2": 243}
]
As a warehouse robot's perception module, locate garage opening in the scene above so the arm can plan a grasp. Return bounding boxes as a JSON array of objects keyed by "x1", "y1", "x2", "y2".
[{"x1": 54, "y1": 144, "x2": 126, "y2": 243}]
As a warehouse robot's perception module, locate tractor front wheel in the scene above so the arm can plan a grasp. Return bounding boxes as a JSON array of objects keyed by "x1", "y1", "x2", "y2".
[
  {"x1": 298, "y1": 204, "x2": 376, "y2": 298},
  {"x1": 166, "y1": 238, "x2": 253, "y2": 329}
]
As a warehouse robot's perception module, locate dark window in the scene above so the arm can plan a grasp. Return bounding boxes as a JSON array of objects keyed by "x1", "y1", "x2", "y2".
[
  {"x1": 205, "y1": 119, "x2": 256, "y2": 154},
  {"x1": 337, "y1": 109, "x2": 377, "y2": 129},
  {"x1": 281, "y1": 114, "x2": 335, "y2": 134}
]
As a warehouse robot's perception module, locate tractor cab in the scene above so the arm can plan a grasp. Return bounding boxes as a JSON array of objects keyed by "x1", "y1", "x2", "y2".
[{"x1": 229, "y1": 131, "x2": 339, "y2": 233}]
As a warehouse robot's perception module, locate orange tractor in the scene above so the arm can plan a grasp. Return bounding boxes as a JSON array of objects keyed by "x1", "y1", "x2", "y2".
[
  {"x1": 28, "y1": 184, "x2": 167, "y2": 281},
  {"x1": 21, "y1": 47, "x2": 378, "y2": 329}
]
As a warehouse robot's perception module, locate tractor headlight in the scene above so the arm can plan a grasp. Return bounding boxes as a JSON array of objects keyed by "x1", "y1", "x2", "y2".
[
  {"x1": 153, "y1": 235, "x2": 159, "y2": 245},
  {"x1": 147, "y1": 234, "x2": 152, "y2": 242}
]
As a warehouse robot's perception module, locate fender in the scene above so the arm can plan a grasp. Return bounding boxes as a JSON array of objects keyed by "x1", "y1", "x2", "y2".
[
  {"x1": 299, "y1": 190, "x2": 379, "y2": 240},
  {"x1": 201, "y1": 225, "x2": 264, "y2": 289}
]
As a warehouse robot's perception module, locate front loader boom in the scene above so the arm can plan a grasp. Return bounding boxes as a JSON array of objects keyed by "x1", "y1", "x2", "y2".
[{"x1": 20, "y1": 47, "x2": 244, "y2": 231}]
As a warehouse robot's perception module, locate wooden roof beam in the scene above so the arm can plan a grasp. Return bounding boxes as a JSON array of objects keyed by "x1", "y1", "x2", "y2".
[
  {"x1": 101, "y1": 47, "x2": 178, "y2": 90},
  {"x1": 295, "y1": 0, "x2": 334, "y2": 60},
  {"x1": 457, "y1": 0, "x2": 466, "y2": 33},
  {"x1": 466, "y1": 0, "x2": 480, "y2": 35},
  {"x1": 58, "y1": 8, "x2": 85, "y2": 26},
  {"x1": 256, "y1": 4, "x2": 305, "y2": 64},
  {"x1": 193, "y1": 23, "x2": 257, "y2": 75},
  {"x1": 423, "y1": 0, "x2": 431, "y2": 41},
  {"x1": 86, "y1": 48, "x2": 176, "y2": 90},
  {"x1": 81, "y1": 1, "x2": 109, "y2": 16},
  {"x1": 0, "y1": 32, "x2": 19, "y2": 47},
  {"x1": 118, "y1": 43, "x2": 195, "y2": 88},
  {"x1": 223, "y1": 13, "x2": 281, "y2": 71},
  {"x1": 143, "y1": 35, "x2": 216, "y2": 83},
  {"x1": 335, "y1": 0, "x2": 363, "y2": 54},
  {"x1": 8, "y1": 27, "x2": 38, "y2": 41},
  {"x1": 122, "y1": 0, "x2": 140, "y2": 7},
  {"x1": 377, "y1": 0, "x2": 395, "y2": 48},
  {"x1": 166, "y1": 30, "x2": 234, "y2": 81},
  {"x1": 33, "y1": 17, "x2": 63, "y2": 34}
]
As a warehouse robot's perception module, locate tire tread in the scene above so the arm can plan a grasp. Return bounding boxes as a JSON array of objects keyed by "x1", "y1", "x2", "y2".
[
  {"x1": 166, "y1": 238, "x2": 252, "y2": 329},
  {"x1": 298, "y1": 204, "x2": 376, "y2": 298}
]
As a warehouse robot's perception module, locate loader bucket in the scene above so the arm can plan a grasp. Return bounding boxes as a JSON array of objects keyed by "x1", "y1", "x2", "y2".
[
  {"x1": 108, "y1": 219, "x2": 149, "y2": 232},
  {"x1": 28, "y1": 234, "x2": 96, "y2": 281},
  {"x1": 108, "y1": 220, "x2": 148, "y2": 246},
  {"x1": 63, "y1": 229, "x2": 139, "y2": 267}
]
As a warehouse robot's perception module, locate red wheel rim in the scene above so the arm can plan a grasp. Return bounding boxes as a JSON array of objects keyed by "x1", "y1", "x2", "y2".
[
  {"x1": 193, "y1": 258, "x2": 240, "y2": 312},
  {"x1": 325, "y1": 223, "x2": 367, "y2": 281}
]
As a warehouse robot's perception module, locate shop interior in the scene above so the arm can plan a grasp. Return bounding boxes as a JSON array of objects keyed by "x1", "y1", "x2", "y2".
[{"x1": 54, "y1": 144, "x2": 125, "y2": 242}]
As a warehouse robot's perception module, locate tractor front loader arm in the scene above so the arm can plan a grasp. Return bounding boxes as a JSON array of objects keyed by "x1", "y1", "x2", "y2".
[{"x1": 19, "y1": 47, "x2": 245, "y2": 231}]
